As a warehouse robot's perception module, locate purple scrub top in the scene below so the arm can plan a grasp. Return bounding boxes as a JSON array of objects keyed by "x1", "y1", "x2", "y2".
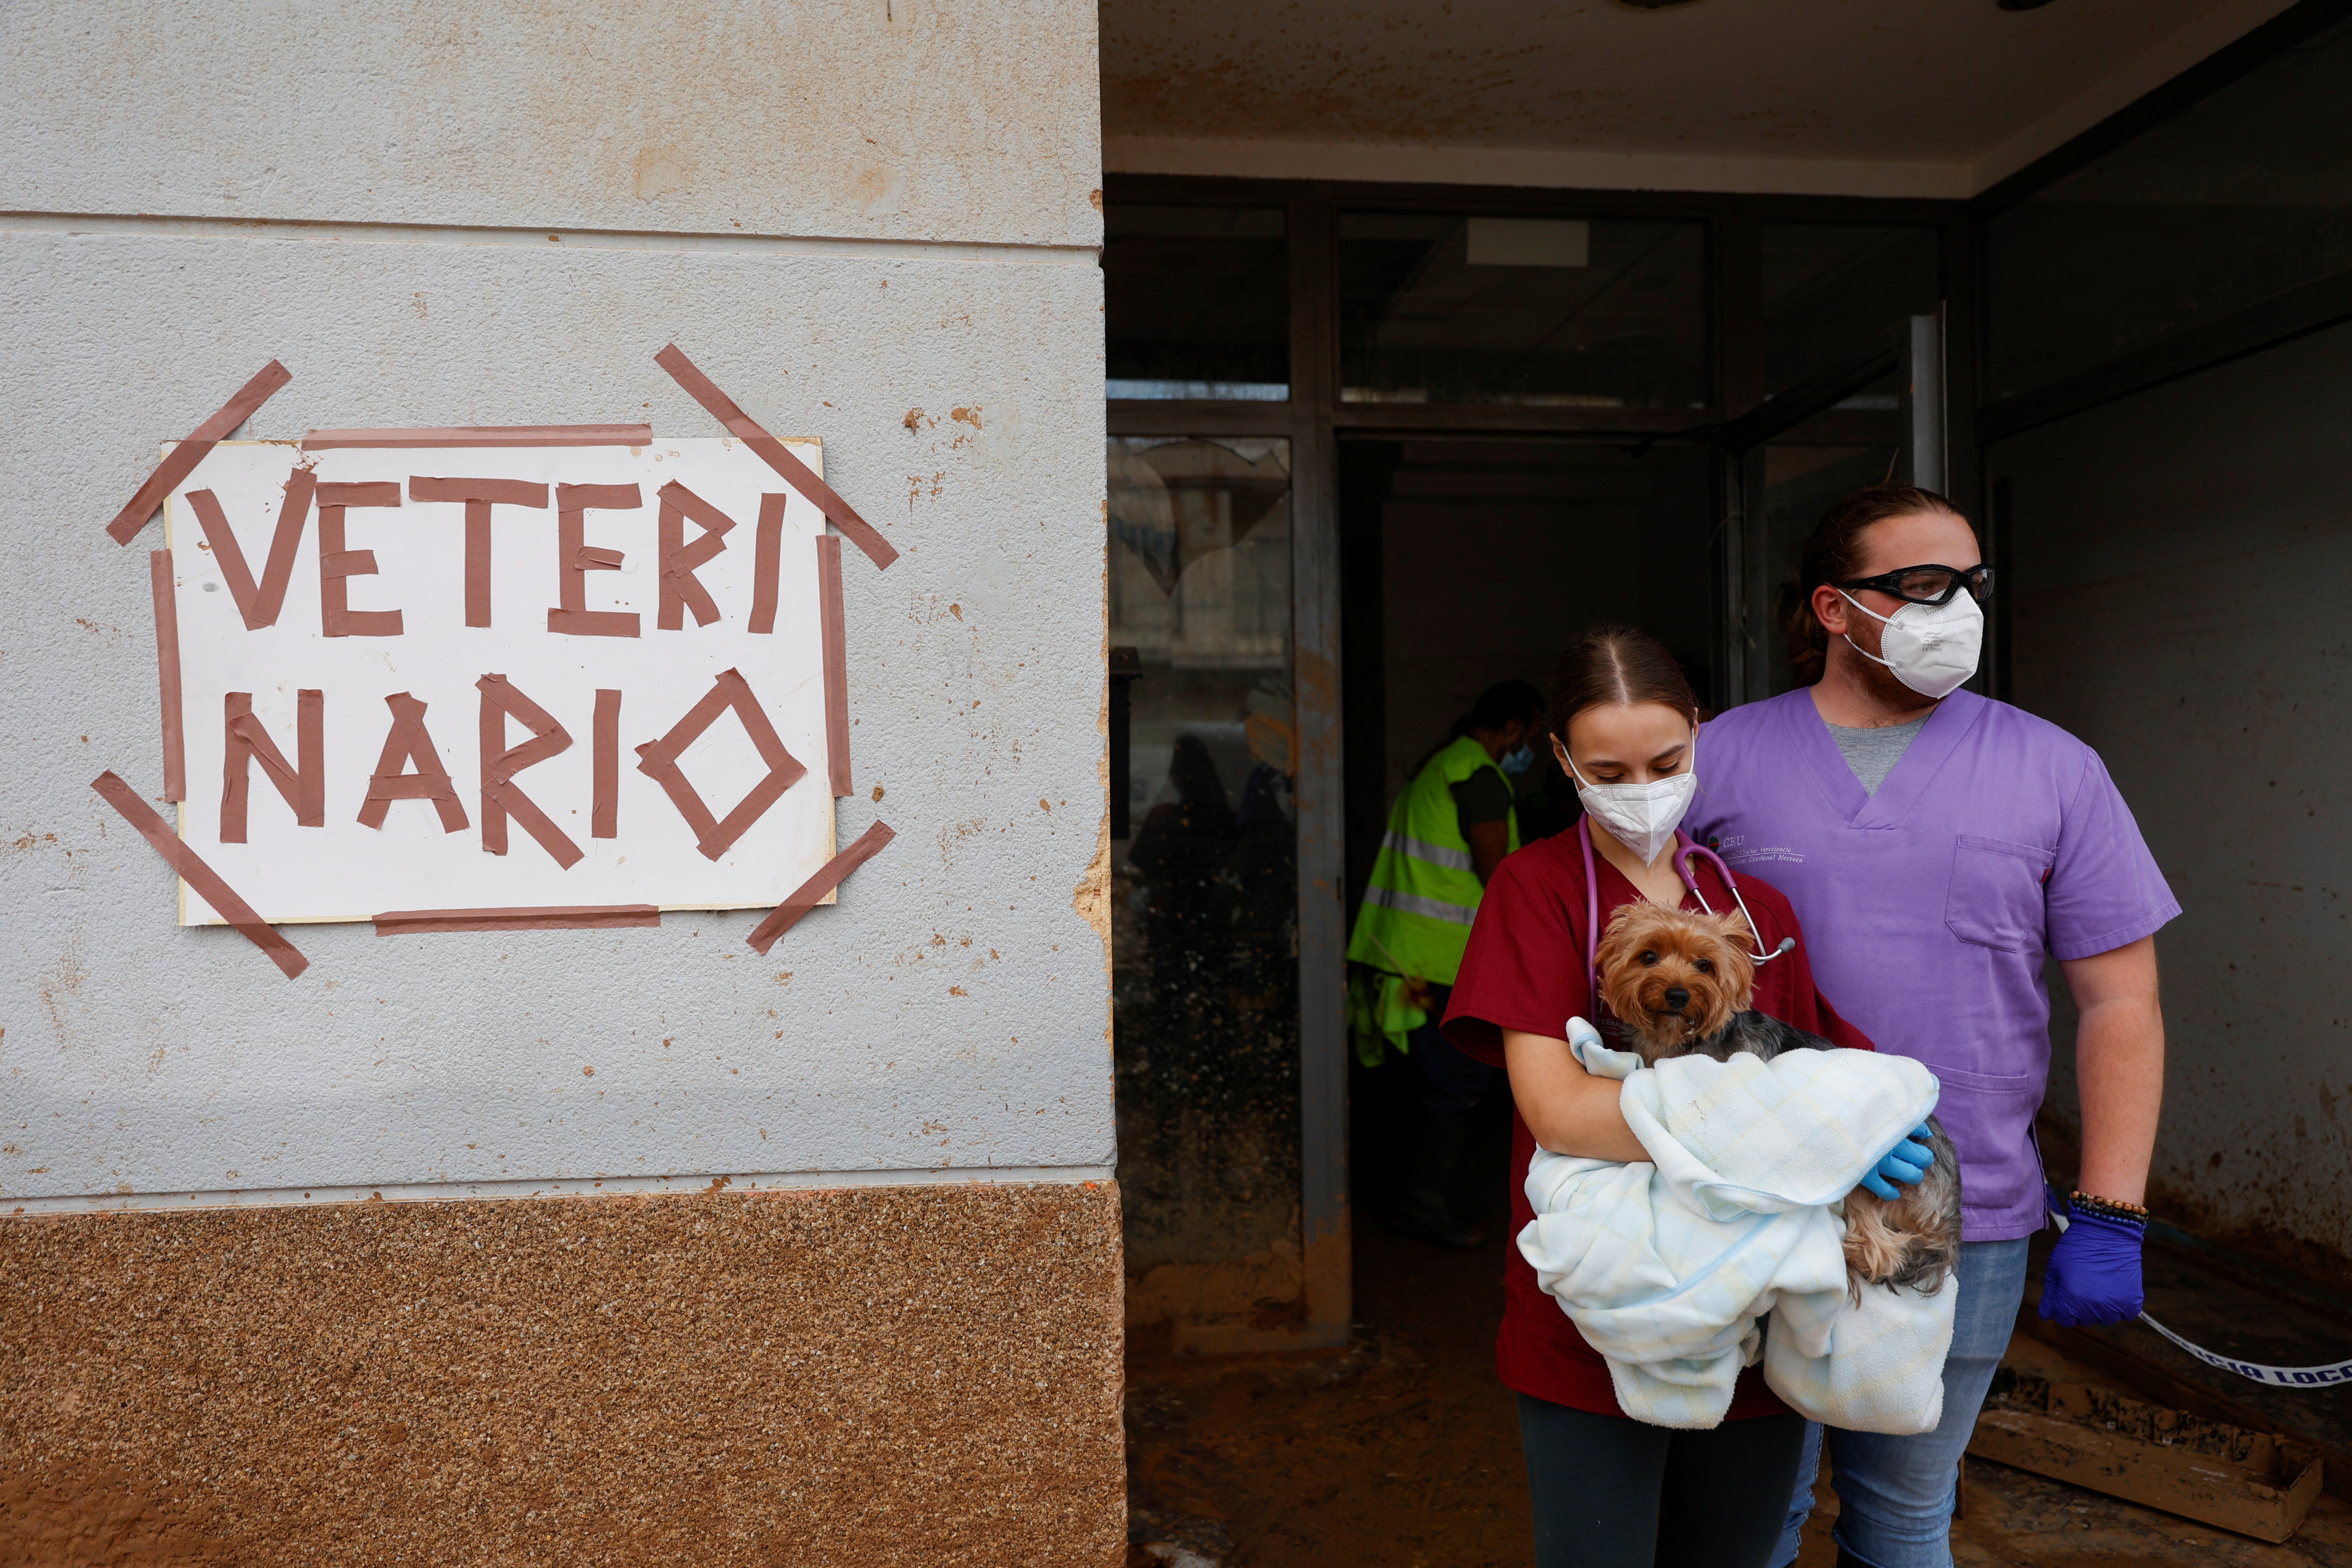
[{"x1": 1687, "y1": 688, "x2": 2179, "y2": 1241}]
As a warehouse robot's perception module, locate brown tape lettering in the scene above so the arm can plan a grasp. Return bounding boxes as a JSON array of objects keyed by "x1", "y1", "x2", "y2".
[
  {"x1": 316, "y1": 481, "x2": 404, "y2": 637},
  {"x1": 358, "y1": 692, "x2": 469, "y2": 833},
  {"x1": 186, "y1": 467, "x2": 315, "y2": 630},
  {"x1": 478, "y1": 674, "x2": 583, "y2": 867},
  {"x1": 547, "y1": 482, "x2": 641, "y2": 638},
  {"x1": 655, "y1": 480, "x2": 738, "y2": 631},
  {"x1": 409, "y1": 476, "x2": 549, "y2": 629},
  {"x1": 220, "y1": 690, "x2": 324, "y2": 842},
  {"x1": 652, "y1": 343, "x2": 898, "y2": 570},
  {"x1": 634, "y1": 667, "x2": 806, "y2": 861},
  {"x1": 750, "y1": 493, "x2": 786, "y2": 634},
  {"x1": 592, "y1": 687, "x2": 621, "y2": 839}
]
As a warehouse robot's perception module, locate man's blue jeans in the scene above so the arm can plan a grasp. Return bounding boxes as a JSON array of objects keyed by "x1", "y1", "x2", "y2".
[{"x1": 1769, "y1": 1237, "x2": 2030, "y2": 1568}]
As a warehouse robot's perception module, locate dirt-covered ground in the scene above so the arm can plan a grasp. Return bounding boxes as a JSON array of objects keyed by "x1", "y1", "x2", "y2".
[{"x1": 1126, "y1": 1223, "x2": 2352, "y2": 1567}]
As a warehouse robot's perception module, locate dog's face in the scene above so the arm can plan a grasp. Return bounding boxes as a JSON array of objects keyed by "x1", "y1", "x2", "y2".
[{"x1": 1594, "y1": 903, "x2": 1757, "y2": 1061}]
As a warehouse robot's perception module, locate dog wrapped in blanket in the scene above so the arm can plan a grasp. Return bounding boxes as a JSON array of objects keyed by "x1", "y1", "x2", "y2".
[{"x1": 1596, "y1": 901, "x2": 1962, "y2": 1298}]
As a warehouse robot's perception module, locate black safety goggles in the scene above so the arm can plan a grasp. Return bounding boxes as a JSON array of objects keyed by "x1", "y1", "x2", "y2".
[{"x1": 1835, "y1": 562, "x2": 1993, "y2": 607}]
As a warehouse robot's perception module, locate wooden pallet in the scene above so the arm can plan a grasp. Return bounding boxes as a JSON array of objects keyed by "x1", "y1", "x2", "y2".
[{"x1": 1968, "y1": 1370, "x2": 2322, "y2": 1543}]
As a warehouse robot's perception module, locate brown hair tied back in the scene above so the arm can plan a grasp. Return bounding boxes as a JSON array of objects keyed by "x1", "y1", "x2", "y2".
[
  {"x1": 1547, "y1": 625, "x2": 1701, "y2": 743},
  {"x1": 1779, "y1": 484, "x2": 1972, "y2": 686}
]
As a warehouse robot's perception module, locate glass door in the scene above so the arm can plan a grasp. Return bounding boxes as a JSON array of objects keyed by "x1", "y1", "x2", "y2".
[{"x1": 1108, "y1": 436, "x2": 1307, "y2": 1354}]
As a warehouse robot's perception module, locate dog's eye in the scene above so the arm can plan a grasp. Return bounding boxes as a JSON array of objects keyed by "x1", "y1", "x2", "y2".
[
  {"x1": 1638, "y1": 951, "x2": 1658, "y2": 967},
  {"x1": 1695, "y1": 959, "x2": 1713, "y2": 974}
]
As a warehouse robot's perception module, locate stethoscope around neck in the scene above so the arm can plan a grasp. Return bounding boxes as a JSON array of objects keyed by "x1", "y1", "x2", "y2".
[{"x1": 1577, "y1": 817, "x2": 1797, "y2": 1005}]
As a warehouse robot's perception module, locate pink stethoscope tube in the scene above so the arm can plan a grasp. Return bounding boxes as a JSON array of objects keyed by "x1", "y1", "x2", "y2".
[{"x1": 1578, "y1": 817, "x2": 1796, "y2": 1005}]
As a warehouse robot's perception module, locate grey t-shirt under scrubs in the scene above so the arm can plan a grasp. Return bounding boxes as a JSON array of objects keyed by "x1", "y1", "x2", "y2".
[{"x1": 1825, "y1": 715, "x2": 1929, "y2": 797}]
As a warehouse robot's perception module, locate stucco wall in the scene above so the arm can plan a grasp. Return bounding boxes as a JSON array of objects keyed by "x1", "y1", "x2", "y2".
[
  {"x1": 1992, "y1": 318, "x2": 2352, "y2": 1278},
  {"x1": 0, "y1": 0, "x2": 1101, "y2": 249},
  {"x1": 0, "y1": 0, "x2": 1110, "y2": 1209}
]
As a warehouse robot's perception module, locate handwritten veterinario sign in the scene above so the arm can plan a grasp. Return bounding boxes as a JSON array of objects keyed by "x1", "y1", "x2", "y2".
[{"x1": 156, "y1": 430, "x2": 848, "y2": 926}]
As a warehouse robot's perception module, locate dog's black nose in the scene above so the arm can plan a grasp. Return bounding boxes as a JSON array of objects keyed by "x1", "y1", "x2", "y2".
[{"x1": 1663, "y1": 986, "x2": 1690, "y2": 1010}]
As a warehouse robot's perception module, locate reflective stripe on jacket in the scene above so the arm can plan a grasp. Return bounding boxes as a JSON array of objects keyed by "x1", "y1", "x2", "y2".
[{"x1": 1345, "y1": 734, "x2": 1519, "y2": 988}]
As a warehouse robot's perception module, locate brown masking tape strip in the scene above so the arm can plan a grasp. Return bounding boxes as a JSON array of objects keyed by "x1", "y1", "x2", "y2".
[
  {"x1": 91, "y1": 770, "x2": 308, "y2": 979},
  {"x1": 407, "y1": 478, "x2": 550, "y2": 506},
  {"x1": 149, "y1": 551, "x2": 186, "y2": 803},
  {"x1": 410, "y1": 478, "x2": 548, "y2": 630},
  {"x1": 305, "y1": 425, "x2": 652, "y2": 450},
  {"x1": 295, "y1": 689, "x2": 325, "y2": 824},
  {"x1": 184, "y1": 490, "x2": 261, "y2": 619},
  {"x1": 655, "y1": 480, "x2": 736, "y2": 631},
  {"x1": 315, "y1": 482, "x2": 404, "y2": 638},
  {"x1": 221, "y1": 696, "x2": 322, "y2": 841},
  {"x1": 750, "y1": 493, "x2": 785, "y2": 635},
  {"x1": 634, "y1": 736, "x2": 720, "y2": 845},
  {"x1": 653, "y1": 343, "x2": 898, "y2": 570},
  {"x1": 548, "y1": 484, "x2": 641, "y2": 639},
  {"x1": 257, "y1": 469, "x2": 319, "y2": 628},
  {"x1": 190, "y1": 468, "x2": 319, "y2": 631},
  {"x1": 818, "y1": 535, "x2": 851, "y2": 797},
  {"x1": 745, "y1": 821, "x2": 896, "y2": 956},
  {"x1": 478, "y1": 674, "x2": 583, "y2": 867},
  {"x1": 633, "y1": 668, "x2": 805, "y2": 861},
  {"x1": 106, "y1": 359, "x2": 292, "y2": 545},
  {"x1": 359, "y1": 692, "x2": 469, "y2": 833},
  {"x1": 373, "y1": 904, "x2": 660, "y2": 935},
  {"x1": 593, "y1": 688, "x2": 621, "y2": 839}
]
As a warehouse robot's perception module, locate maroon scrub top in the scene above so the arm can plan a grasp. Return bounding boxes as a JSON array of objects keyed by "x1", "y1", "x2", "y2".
[{"x1": 1443, "y1": 830, "x2": 1875, "y2": 1420}]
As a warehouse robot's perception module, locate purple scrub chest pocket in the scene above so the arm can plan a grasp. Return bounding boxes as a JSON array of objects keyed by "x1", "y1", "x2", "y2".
[{"x1": 1945, "y1": 835, "x2": 2054, "y2": 952}]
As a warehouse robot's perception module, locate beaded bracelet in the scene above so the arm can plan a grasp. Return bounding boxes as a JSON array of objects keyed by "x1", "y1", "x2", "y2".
[{"x1": 2070, "y1": 1191, "x2": 2149, "y2": 1228}]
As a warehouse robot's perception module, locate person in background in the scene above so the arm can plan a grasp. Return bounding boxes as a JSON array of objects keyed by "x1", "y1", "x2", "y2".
[
  {"x1": 1347, "y1": 678, "x2": 1547, "y2": 1247},
  {"x1": 1686, "y1": 485, "x2": 2177, "y2": 1568},
  {"x1": 1128, "y1": 734, "x2": 1240, "y2": 1017}
]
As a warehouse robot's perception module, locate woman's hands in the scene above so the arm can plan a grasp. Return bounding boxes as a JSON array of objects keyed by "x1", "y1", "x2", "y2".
[
  {"x1": 1857, "y1": 1123, "x2": 1936, "y2": 1199},
  {"x1": 1502, "y1": 1030, "x2": 1648, "y2": 1162}
]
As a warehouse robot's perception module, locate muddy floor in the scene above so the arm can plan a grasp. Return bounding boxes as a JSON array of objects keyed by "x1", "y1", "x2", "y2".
[{"x1": 1126, "y1": 1223, "x2": 2352, "y2": 1567}]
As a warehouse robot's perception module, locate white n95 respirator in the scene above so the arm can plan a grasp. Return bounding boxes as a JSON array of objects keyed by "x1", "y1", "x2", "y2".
[{"x1": 1838, "y1": 590, "x2": 1983, "y2": 700}]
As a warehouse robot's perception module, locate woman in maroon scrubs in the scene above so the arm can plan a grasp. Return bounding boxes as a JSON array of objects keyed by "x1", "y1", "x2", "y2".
[{"x1": 1442, "y1": 626, "x2": 1875, "y2": 1568}]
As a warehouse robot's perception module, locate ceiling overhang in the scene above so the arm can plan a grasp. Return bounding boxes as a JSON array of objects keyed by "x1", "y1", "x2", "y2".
[{"x1": 1102, "y1": 0, "x2": 2298, "y2": 199}]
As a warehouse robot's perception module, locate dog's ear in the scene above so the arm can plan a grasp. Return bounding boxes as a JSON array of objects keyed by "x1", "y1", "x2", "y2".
[{"x1": 1697, "y1": 911, "x2": 1756, "y2": 1007}]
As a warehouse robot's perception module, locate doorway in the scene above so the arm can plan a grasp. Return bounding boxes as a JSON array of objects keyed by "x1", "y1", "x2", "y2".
[
  {"x1": 1106, "y1": 178, "x2": 1961, "y2": 1354},
  {"x1": 1335, "y1": 437, "x2": 1717, "y2": 1242}
]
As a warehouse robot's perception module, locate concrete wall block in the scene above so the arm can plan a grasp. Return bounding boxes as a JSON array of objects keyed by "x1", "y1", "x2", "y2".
[
  {"x1": 0, "y1": 230, "x2": 1109, "y2": 1202},
  {"x1": 0, "y1": 0, "x2": 1104, "y2": 249},
  {"x1": 1994, "y1": 317, "x2": 2352, "y2": 1273}
]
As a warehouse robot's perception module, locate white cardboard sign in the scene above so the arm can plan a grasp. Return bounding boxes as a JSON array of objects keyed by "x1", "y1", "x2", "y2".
[{"x1": 161, "y1": 438, "x2": 837, "y2": 924}]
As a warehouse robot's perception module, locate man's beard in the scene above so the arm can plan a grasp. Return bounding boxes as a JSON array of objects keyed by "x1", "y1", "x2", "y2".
[{"x1": 1837, "y1": 621, "x2": 1927, "y2": 711}]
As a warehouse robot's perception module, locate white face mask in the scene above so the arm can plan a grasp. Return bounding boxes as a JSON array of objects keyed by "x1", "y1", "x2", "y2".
[
  {"x1": 1839, "y1": 589, "x2": 1983, "y2": 700},
  {"x1": 1565, "y1": 738, "x2": 1697, "y2": 867}
]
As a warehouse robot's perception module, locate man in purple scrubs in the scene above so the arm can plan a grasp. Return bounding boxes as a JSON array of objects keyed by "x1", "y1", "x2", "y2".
[{"x1": 1689, "y1": 485, "x2": 2176, "y2": 1568}]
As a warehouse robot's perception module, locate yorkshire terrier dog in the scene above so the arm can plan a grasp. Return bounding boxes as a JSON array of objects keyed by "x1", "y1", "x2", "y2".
[{"x1": 1595, "y1": 902, "x2": 1963, "y2": 1297}]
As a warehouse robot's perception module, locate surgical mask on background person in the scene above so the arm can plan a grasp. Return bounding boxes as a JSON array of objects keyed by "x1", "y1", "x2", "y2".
[
  {"x1": 1499, "y1": 744, "x2": 1536, "y2": 776},
  {"x1": 1838, "y1": 588, "x2": 1983, "y2": 700},
  {"x1": 1565, "y1": 746, "x2": 1696, "y2": 866}
]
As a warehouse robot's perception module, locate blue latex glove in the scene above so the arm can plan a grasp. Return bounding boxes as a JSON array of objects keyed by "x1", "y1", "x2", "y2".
[
  {"x1": 1857, "y1": 1122, "x2": 1935, "y2": 1200},
  {"x1": 2041, "y1": 1205, "x2": 2146, "y2": 1326}
]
